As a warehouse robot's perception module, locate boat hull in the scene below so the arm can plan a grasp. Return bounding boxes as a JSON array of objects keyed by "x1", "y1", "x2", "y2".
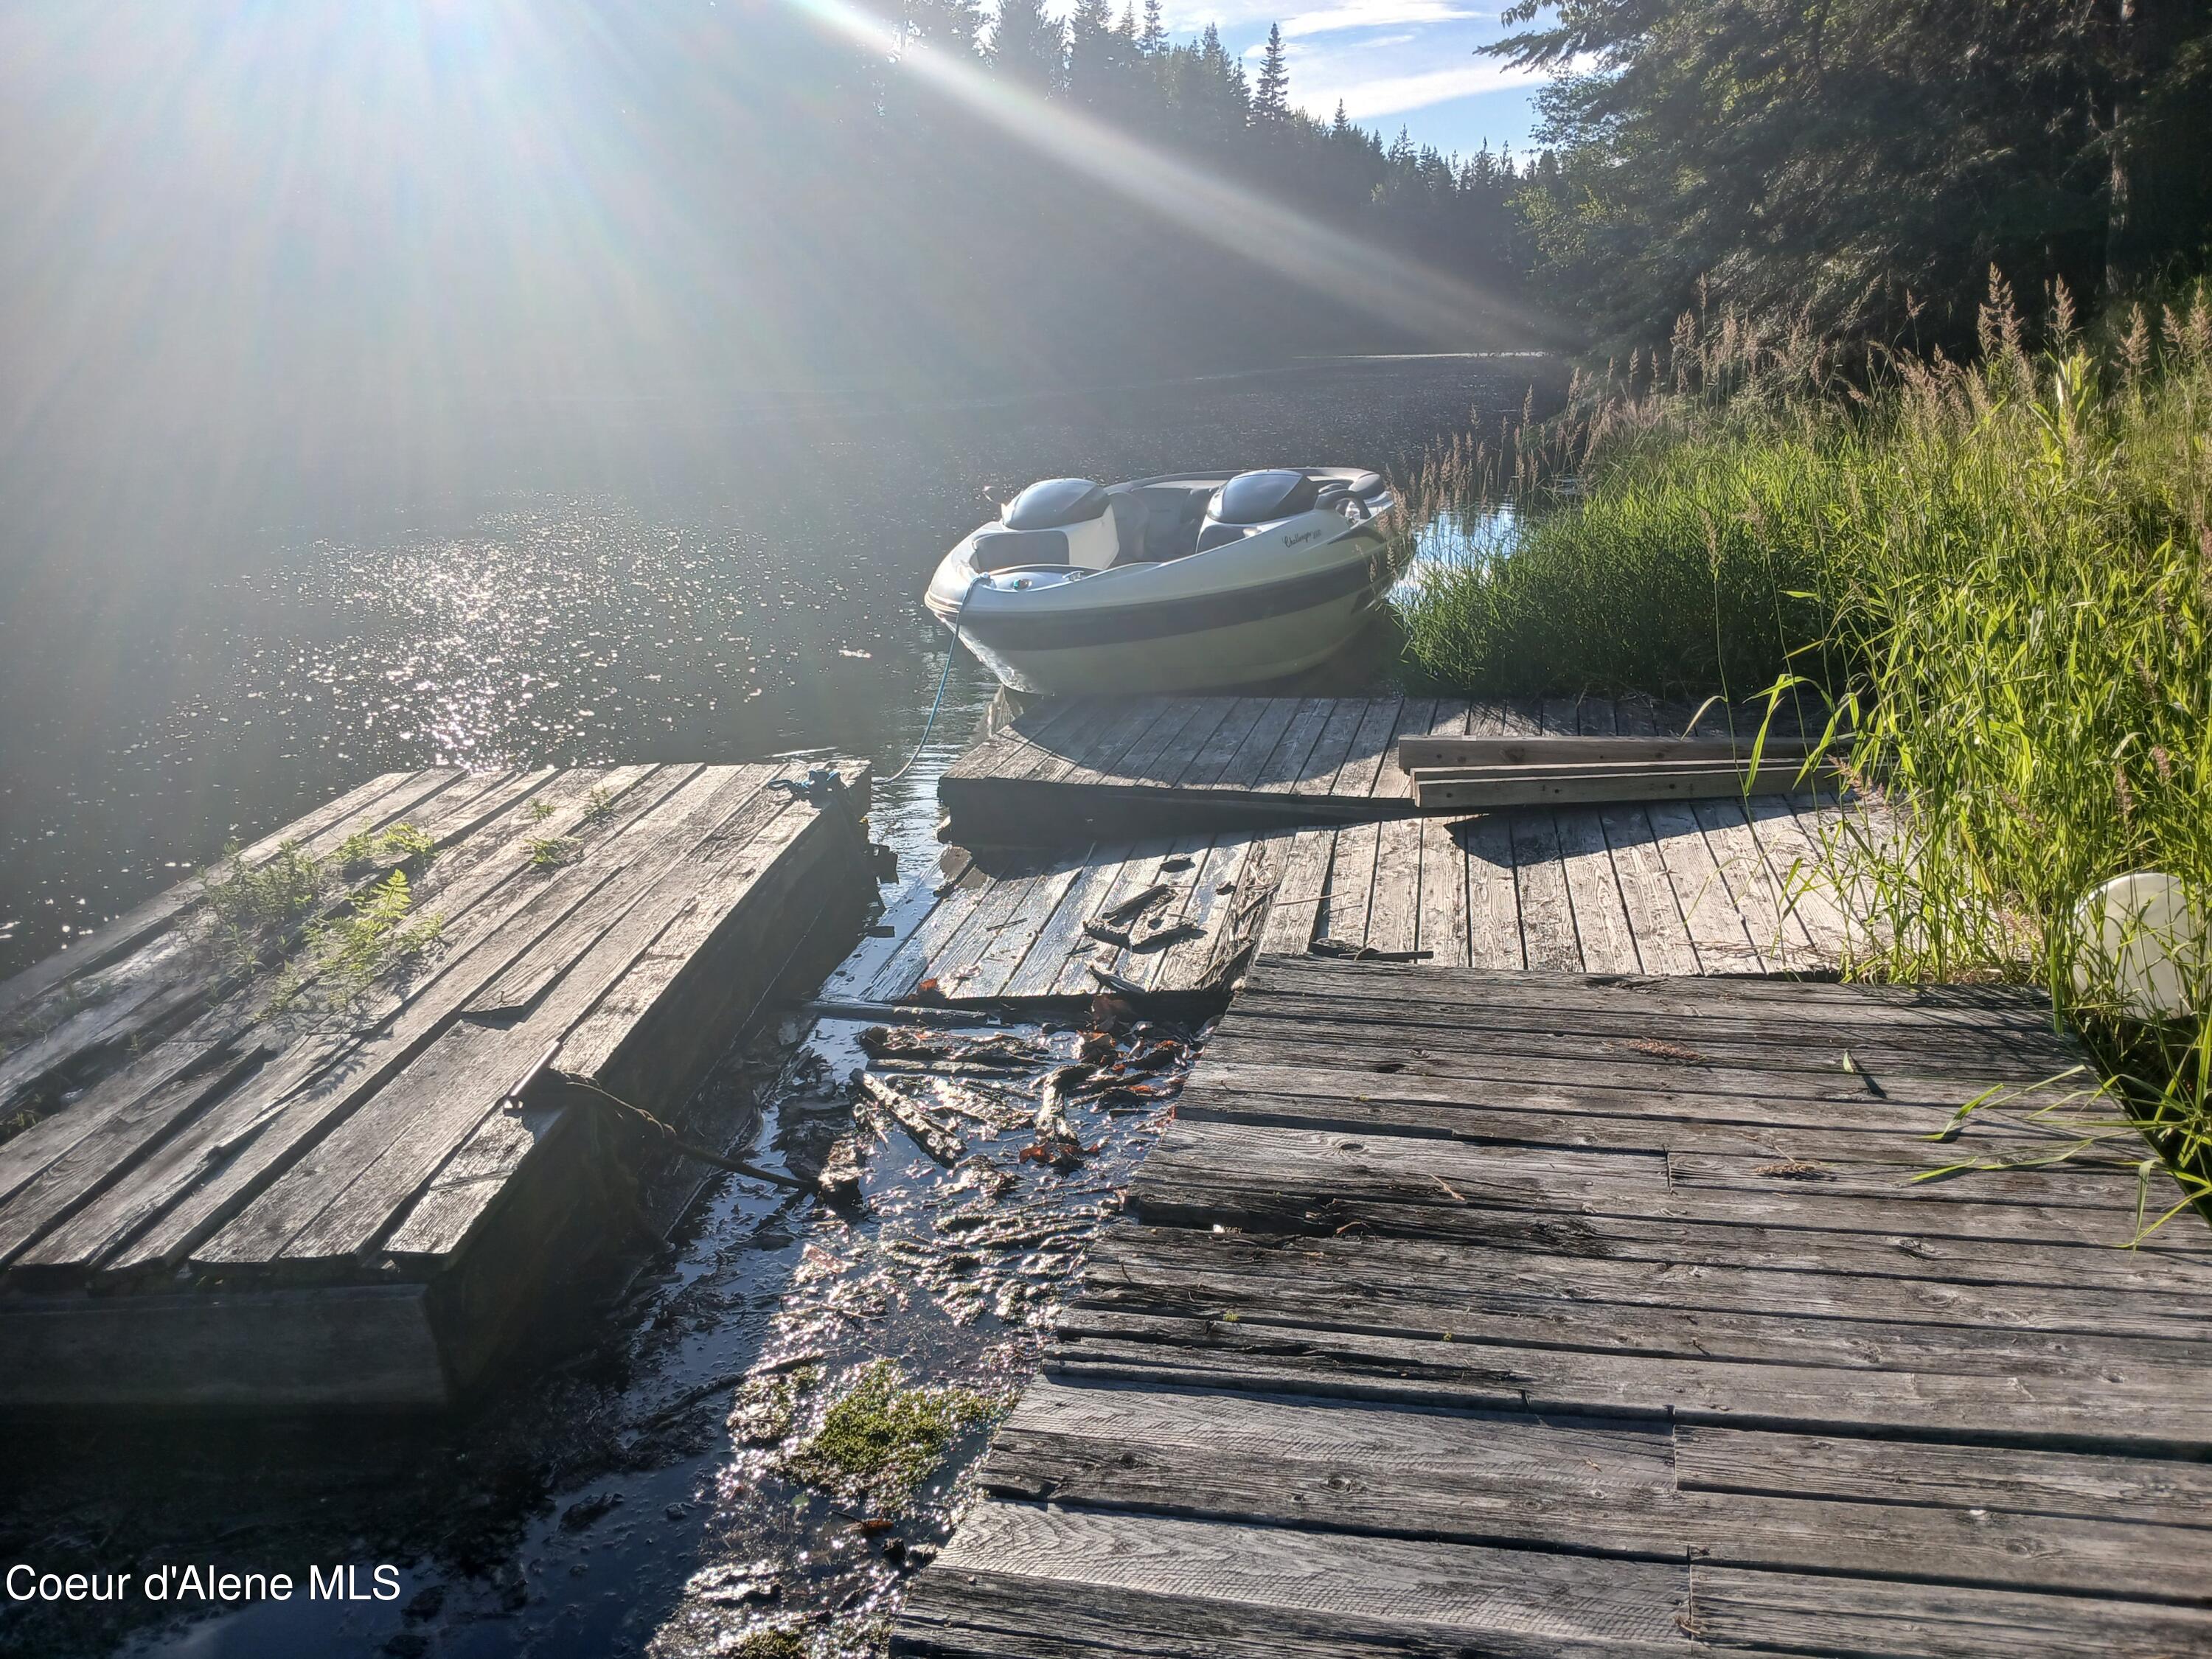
[
  {"x1": 927, "y1": 476, "x2": 1398, "y2": 695},
  {"x1": 948, "y1": 577, "x2": 1385, "y2": 695}
]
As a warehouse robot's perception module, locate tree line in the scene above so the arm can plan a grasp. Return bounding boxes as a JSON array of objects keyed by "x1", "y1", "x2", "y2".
[
  {"x1": 764, "y1": 0, "x2": 2212, "y2": 367},
  {"x1": 703, "y1": 0, "x2": 1556, "y2": 384},
  {"x1": 20, "y1": 0, "x2": 2205, "y2": 495},
  {"x1": 890, "y1": 0, "x2": 1543, "y2": 298},
  {"x1": 1489, "y1": 0, "x2": 2212, "y2": 351}
]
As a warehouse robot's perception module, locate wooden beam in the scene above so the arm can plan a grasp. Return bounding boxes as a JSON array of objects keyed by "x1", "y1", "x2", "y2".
[
  {"x1": 0, "y1": 1283, "x2": 450, "y2": 1409},
  {"x1": 1413, "y1": 759, "x2": 1845, "y2": 812},
  {"x1": 1398, "y1": 734, "x2": 1834, "y2": 771}
]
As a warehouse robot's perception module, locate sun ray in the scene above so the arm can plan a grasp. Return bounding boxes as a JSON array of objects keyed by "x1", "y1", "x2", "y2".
[{"x1": 780, "y1": 0, "x2": 1557, "y2": 347}]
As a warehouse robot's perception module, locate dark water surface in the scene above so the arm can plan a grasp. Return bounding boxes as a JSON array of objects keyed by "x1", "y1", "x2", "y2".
[
  {"x1": 0, "y1": 355, "x2": 1537, "y2": 1659},
  {"x1": 0, "y1": 354, "x2": 1537, "y2": 978}
]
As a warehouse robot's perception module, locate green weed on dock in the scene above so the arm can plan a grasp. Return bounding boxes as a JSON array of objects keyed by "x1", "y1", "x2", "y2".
[{"x1": 202, "y1": 824, "x2": 445, "y2": 1014}]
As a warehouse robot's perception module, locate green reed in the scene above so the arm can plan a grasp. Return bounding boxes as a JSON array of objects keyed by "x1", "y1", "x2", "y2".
[{"x1": 1396, "y1": 275, "x2": 2212, "y2": 1220}]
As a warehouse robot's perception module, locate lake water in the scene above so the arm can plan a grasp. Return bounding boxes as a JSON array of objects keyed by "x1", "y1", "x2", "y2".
[
  {"x1": 0, "y1": 354, "x2": 1543, "y2": 1659},
  {"x1": 0, "y1": 354, "x2": 1543, "y2": 978}
]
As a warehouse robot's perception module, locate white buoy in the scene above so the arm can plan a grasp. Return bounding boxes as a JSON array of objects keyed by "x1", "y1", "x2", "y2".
[{"x1": 2071, "y1": 871, "x2": 2205, "y2": 1021}]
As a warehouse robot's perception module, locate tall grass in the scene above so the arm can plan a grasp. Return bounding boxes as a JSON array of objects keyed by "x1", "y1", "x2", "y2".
[
  {"x1": 1396, "y1": 275, "x2": 2212, "y2": 1222},
  {"x1": 1394, "y1": 431, "x2": 1837, "y2": 697}
]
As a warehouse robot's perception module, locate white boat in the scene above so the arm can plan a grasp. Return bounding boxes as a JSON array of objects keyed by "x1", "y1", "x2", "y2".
[{"x1": 925, "y1": 468, "x2": 1398, "y2": 695}]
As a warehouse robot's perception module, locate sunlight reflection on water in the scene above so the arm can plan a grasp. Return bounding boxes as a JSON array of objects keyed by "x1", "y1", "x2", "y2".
[
  {"x1": 1392, "y1": 501, "x2": 1523, "y2": 605},
  {"x1": 1, "y1": 358, "x2": 1552, "y2": 978}
]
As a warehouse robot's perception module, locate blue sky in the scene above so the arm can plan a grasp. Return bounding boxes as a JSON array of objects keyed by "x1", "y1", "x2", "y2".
[{"x1": 1200, "y1": 2, "x2": 1552, "y2": 159}]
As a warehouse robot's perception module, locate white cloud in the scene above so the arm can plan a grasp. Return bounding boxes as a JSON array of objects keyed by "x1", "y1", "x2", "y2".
[
  {"x1": 1292, "y1": 58, "x2": 1543, "y2": 120},
  {"x1": 1156, "y1": 0, "x2": 1553, "y2": 148},
  {"x1": 1163, "y1": 0, "x2": 1290, "y2": 31},
  {"x1": 1281, "y1": 1, "x2": 1481, "y2": 38},
  {"x1": 1246, "y1": 27, "x2": 1415, "y2": 60}
]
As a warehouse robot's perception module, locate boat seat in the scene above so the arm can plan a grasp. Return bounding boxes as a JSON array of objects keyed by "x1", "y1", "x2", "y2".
[
  {"x1": 1115, "y1": 488, "x2": 1209, "y2": 563},
  {"x1": 993, "y1": 477, "x2": 1120, "y2": 571},
  {"x1": 1107, "y1": 494, "x2": 1152, "y2": 565},
  {"x1": 1062, "y1": 509, "x2": 1119, "y2": 570},
  {"x1": 970, "y1": 528, "x2": 1078, "y2": 572},
  {"x1": 1212, "y1": 468, "x2": 1320, "y2": 524}
]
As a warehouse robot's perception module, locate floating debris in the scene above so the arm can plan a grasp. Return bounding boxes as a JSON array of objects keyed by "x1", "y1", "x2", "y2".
[
  {"x1": 857, "y1": 1027, "x2": 1034, "y2": 1071},
  {"x1": 559, "y1": 1491, "x2": 624, "y2": 1532},
  {"x1": 915, "y1": 1082, "x2": 1033, "y2": 1134},
  {"x1": 853, "y1": 1074, "x2": 967, "y2": 1166},
  {"x1": 1017, "y1": 1064, "x2": 1099, "y2": 1171},
  {"x1": 815, "y1": 1134, "x2": 865, "y2": 1207},
  {"x1": 640, "y1": 1004, "x2": 1202, "y2": 1653},
  {"x1": 684, "y1": 1564, "x2": 784, "y2": 1608},
  {"x1": 731, "y1": 1363, "x2": 823, "y2": 1448}
]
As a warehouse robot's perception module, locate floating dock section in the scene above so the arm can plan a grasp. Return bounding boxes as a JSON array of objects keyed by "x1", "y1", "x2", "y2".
[
  {"x1": 0, "y1": 760, "x2": 877, "y2": 1408},
  {"x1": 877, "y1": 695, "x2": 1857, "y2": 1004},
  {"x1": 896, "y1": 956, "x2": 2212, "y2": 1658}
]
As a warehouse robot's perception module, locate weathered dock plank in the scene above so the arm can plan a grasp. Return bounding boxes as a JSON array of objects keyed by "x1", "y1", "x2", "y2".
[
  {"x1": 0, "y1": 769, "x2": 451, "y2": 1029},
  {"x1": 0, "y1": 759, "x2": 879, "y2": 1407},
  {"x1": 940, "y1": 694, "x2": 1832, "y2": 845},
  {"x1": 902, "y1": 695, "x2": 1866, "y2": 1002},
  {"x1": 975, "y1": 1382, "x2": 2211, "y2": 1604},
  {"x1": 865, "y1": 834, "x2": 1279, "y2": 1005},
  {"x1": 0, "y1": 768, "x2": 474, "y2": 1123},
  {"x1": 893, "y1": 959, "x2": 2212, "y2": 1658},
  {"x1": 877, "y1": 807, "x2": 1862, "y2": 1004}
]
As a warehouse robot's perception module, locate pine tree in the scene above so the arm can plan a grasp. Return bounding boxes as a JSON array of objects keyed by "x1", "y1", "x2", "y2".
[
  {"x1": 1486, "y1": 0, "x2": 2212, "y2": 344},
  {"x1": 990, "y1": 0, "x2": 1064, "y2": 90},
  {"x1": 1253, "y1": 22, "x2": 1289, "y2": 120},
  {"x1": 1138, "y1": 0, "x2": 1165, "y2": 57},
  {"x1": 904, "y1": 0, "x2": 986, "y2": 56},
  {"x1": 1065, "y1": 0, "x2": 1119, "y2": 105},
  {"x1": 1331, "y1": 98, "x2": 1351, "y2": 139}
]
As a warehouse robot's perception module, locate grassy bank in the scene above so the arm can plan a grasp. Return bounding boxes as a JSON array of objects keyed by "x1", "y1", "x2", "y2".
[{"x1": 1395, "y1": 280, "x2": 2212, "y2": 1220}]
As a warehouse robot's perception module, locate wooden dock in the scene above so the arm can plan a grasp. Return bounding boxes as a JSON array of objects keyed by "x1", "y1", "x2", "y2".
[
  {"x1": 0, "y1": 760, "x2": 878, "y2": 1408},
  {"x1": 872, "y1": 797, "x2": 1854, "y2": 1006},
  {"x1": 882, "y1": 693, "x2": 1863, "y2": 1005},
  {"x1": 897, "y1": 956, "x2": 2212, "y2": 1658},
  {"x1": 939, "y1": 693, "x2": 1831, "y2": 846},
  {"x1": 1252, "y1": 791, "x2": 1854, "y2": 975},
  {"x1": 866, "y1": 833, "x2": 1287, "y2": 1005}
]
